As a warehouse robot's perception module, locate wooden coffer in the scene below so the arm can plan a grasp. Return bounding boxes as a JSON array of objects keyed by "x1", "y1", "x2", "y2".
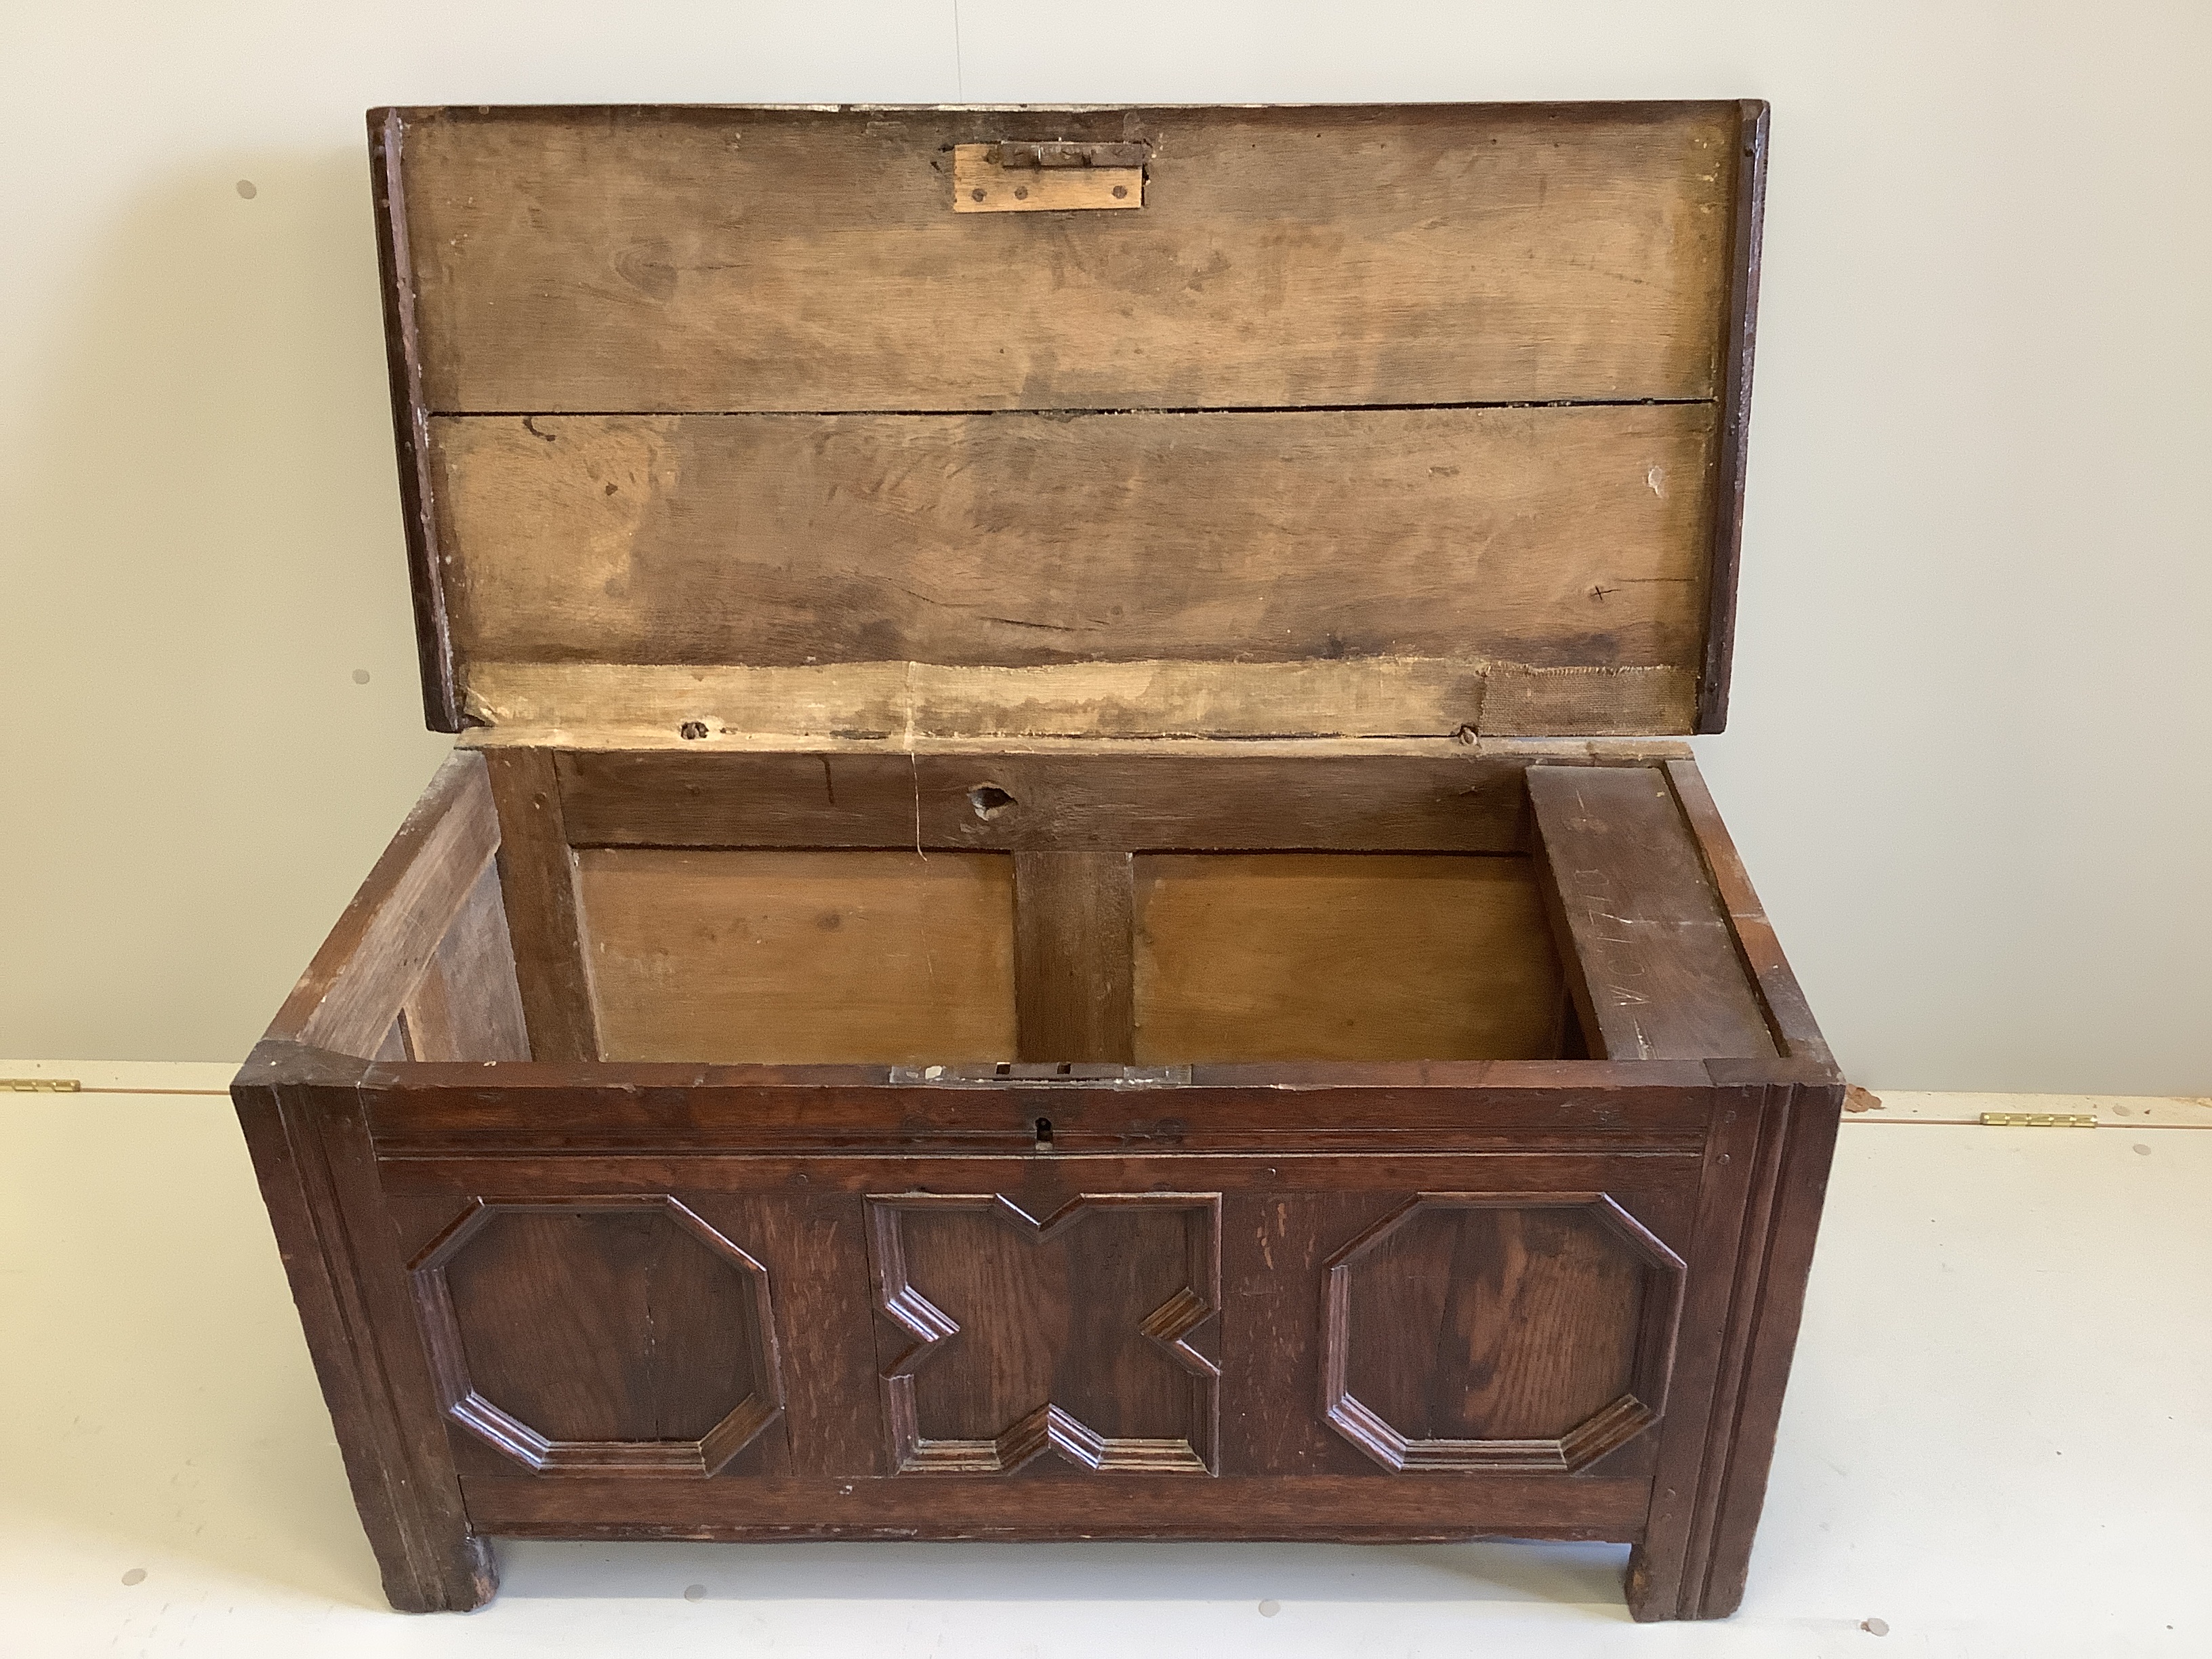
[{"x1": 234, "y1": 101, "x2": 1841, "y2": 1622}]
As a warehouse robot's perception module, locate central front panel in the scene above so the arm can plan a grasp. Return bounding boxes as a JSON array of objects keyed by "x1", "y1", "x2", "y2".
[{"x1": 871, "y1": 1193, "x2": 1220, "y2": 1473}]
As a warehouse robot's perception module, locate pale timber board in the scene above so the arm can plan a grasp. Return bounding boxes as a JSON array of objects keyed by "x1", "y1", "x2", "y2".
[
  {"x1": 430, "y1": 403, "x2": 1715, "y2": 716},
  {"x1": 574, "y1": 849, "x2": 1018, "y2": 1065},
  {"x1": 397, "y1": 104, "x2": 1738, "y2": 413},
  {"x1": 459, "y1": 660, "x2": 1699, "y2": 743},
  {"x1": 1132, "y1": 853, "x2": 1565, "y2": 1063}
]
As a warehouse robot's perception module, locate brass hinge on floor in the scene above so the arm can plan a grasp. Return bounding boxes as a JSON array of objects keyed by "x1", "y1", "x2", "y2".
[
  {"x1": 1980, "y1": 1111, "x2": 2096, "y2": 1128},
  {"x1": 2, "y1": 1078, "x2": 81, "y2": 1092}
]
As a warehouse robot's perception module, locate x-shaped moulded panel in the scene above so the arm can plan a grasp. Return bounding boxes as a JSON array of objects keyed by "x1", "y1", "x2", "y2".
[
  {"x1": 867, "y1": 1192, "x2": 1221, "y2": 1474},
  {"x1": 1322, "y1": 1192, "x2": 1686, "y2": 1473},
  {"x1": 408, "y1": 1195, "x2": 784, "y2": 1475}
]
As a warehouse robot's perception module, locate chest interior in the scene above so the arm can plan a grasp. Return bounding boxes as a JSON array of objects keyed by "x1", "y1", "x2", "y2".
[
  {"x1": 356, "y1": 98, "x2": 1776, "y2": 1075},
  {"x1": 454, "y1": 741, "x2": 1776, "y2": 1071}
]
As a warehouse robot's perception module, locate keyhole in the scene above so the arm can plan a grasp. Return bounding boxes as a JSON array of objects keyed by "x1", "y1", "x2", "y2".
[{"x1": 1034, "y1": 1116, "x2": 1054, "y2": 1152}]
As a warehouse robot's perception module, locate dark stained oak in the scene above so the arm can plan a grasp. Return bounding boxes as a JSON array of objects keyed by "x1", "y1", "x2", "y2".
[
  {"x1": 870, "y1": 1193, "x2": 1218, "y2": 1472},
  {"x1": 1696, "y1": 100, "x2": 1771, "y2": 734},
  {"x1": 461, "y1": 1471, "x2": 1656, "y2": 1540},
  {"x1": 417, "y1": 1198, "x2": 785, "y2": 1467},
  {"x1": 369, "y1": 108, "x2": 461, "y2": 732},
  {"x1": 1327, "y1": 1195, "x2": 1683, "y2": 1471},
  {"x1": 241, "y1": 745, "x2": 1837, "y2": 1623},
  {"x1": 231, "y1": 1048, "x2": 493, "y2": 1612},
  {"x1": 1526, "y1": 765, "x2": 1775, "y2": 1061},
  {"x1": 238, "y1": 98, "x2": 1831, "y2": 1628},
  {"x1": 554, "y1": 750, "x2": 1542, "y2": 855}
]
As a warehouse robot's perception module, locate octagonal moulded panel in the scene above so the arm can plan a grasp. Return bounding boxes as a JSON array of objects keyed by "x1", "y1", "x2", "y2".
[
  {"x1": 1322, "y1": 1193, "x2": 1685, "y2": 1473},
  {"x1": 408, "y1": 1196, "x2": 784, "y2": 1475}
]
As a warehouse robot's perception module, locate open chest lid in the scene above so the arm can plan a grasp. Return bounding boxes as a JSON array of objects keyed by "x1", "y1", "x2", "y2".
[{"x1": 371, "y1": 101, "x2": 1766, "y2": 745}]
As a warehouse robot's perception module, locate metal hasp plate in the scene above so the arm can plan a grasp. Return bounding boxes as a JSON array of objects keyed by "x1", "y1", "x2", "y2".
[
  {"x1": 887, "y1": 1063, "x2": 1192, "y2": 1087},
  {"x1": 951, "y1": 142, "x2": 1145, "y2": 212}
]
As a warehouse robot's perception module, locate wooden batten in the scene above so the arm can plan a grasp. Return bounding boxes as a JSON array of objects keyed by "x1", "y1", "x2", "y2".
[
  {"x1": 458, "y1": 659, "x2": 1700, "y2": 748},
  {"x1": 373, "y1": 102, "x2": 1767, "y2": 742}
]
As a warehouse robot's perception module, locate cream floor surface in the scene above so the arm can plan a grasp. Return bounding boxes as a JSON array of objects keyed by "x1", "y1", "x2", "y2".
[{"x1": 2, "y1": 1063, "x2": 2207, "y2": 1659}]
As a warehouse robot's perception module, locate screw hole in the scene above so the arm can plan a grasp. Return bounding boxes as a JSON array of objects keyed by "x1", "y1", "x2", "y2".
[{"x1": 969, "y1": 783, "x2": 1017, "y2": 819}]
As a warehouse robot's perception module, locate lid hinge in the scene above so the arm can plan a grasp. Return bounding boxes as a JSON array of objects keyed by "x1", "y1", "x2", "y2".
[{"x1": 952, "y1": 142, "x2": 1146, "y2": 213}]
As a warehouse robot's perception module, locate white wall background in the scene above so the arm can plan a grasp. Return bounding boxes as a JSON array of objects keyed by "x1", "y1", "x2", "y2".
[{"x1": 3, "y1": 1, "x2": 2207, "y2": 1091}]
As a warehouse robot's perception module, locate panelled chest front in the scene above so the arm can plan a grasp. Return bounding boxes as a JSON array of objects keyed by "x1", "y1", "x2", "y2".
[{"x1": 235, "y1": 100, "x2": 1841, "y2": 1622}]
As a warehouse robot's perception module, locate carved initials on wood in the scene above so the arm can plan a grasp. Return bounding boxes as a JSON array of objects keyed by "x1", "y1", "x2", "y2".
[{"x1": 867, "y1": 1193, "x2": 1221, "y2": 1475}]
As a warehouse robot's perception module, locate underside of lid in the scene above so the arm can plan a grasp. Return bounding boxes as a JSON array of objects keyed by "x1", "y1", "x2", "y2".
[{"x1": 371, "y1": 102, "x2": 1767, "y2": 742}]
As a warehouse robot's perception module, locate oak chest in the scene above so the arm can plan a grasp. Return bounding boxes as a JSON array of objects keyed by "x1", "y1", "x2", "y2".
[{"x1": 234, "y1": 100, "x2": 1841, "y2": 1621}]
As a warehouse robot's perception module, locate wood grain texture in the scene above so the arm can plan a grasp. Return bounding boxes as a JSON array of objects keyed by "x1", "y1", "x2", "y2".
[
  {"x1": 1015, "y1": 853, "x2": 1135, "y2": 1063},
  {"x1": 395, "y1": 103, "x2": 1737, "y2": 413},
  {"x1": 272, "y1": 750, "x2": 499, "y2": 1058},
  {"x1": 369, "y1": 109, "x2": 462, "y2": 731},
  {"x1": 1318, "y1": 1194, "x2": 1663, "y2": 1469},
  {"x1": 482, "y1": 747, "x2": 598, "y2": 1061},
  {"x1": 1132, "y1": 854, "x2": 1565, "y2": 1063},
  {"x1": 466, "y1": 659, "x2": 1697, "y2": 742},
  {"x1": 411, "y1": 1197, "x2": 784, "y2": 1473},
  {"x1": 429, "y1": 404, "x2": 1716, "y2": 682},
  {"x1": 574, "y1": 849, "x2": 1017, "y2": 1064},
  {"x1": 1663, "y1": 757, "x2": 1832, "y2": 1065},
  {"x1": 363, "y1": 1069, "x2": 1722, "y2": 1154},
  {"x1": 870, "y1": 1194, "x2": 1218, "y2": 1472},
  {"x1": 394, "y1": 859, "x2": 530, "y2": 1062},
  {"x1": 1526, "y1": 766, "x2": 1774, "y2": 1061},
  {"x1": 1628, "y1": 1077, "x2": 1843, "y2": 1620},
  {"x1": 554, "y1": 750, "x2": 1541, "y2": 854},
  {"x1": 255, "y1": 96, "x2": 1820, "y2": 1625},
  {"x1": 1696, "y1": 100, "x2": 1770, "y2": 734},
  {"x1": 230, "y1": 1046, "x2": 493, "y2": 1611},
  {"x1": 460, "y1": 1471, "x2": 1652, "y2": 1539}
]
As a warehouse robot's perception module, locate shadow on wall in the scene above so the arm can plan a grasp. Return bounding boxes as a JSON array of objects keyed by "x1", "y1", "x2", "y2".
[{"x1": 1, "y1": 147, "x2": 453, "y2": 1059}]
